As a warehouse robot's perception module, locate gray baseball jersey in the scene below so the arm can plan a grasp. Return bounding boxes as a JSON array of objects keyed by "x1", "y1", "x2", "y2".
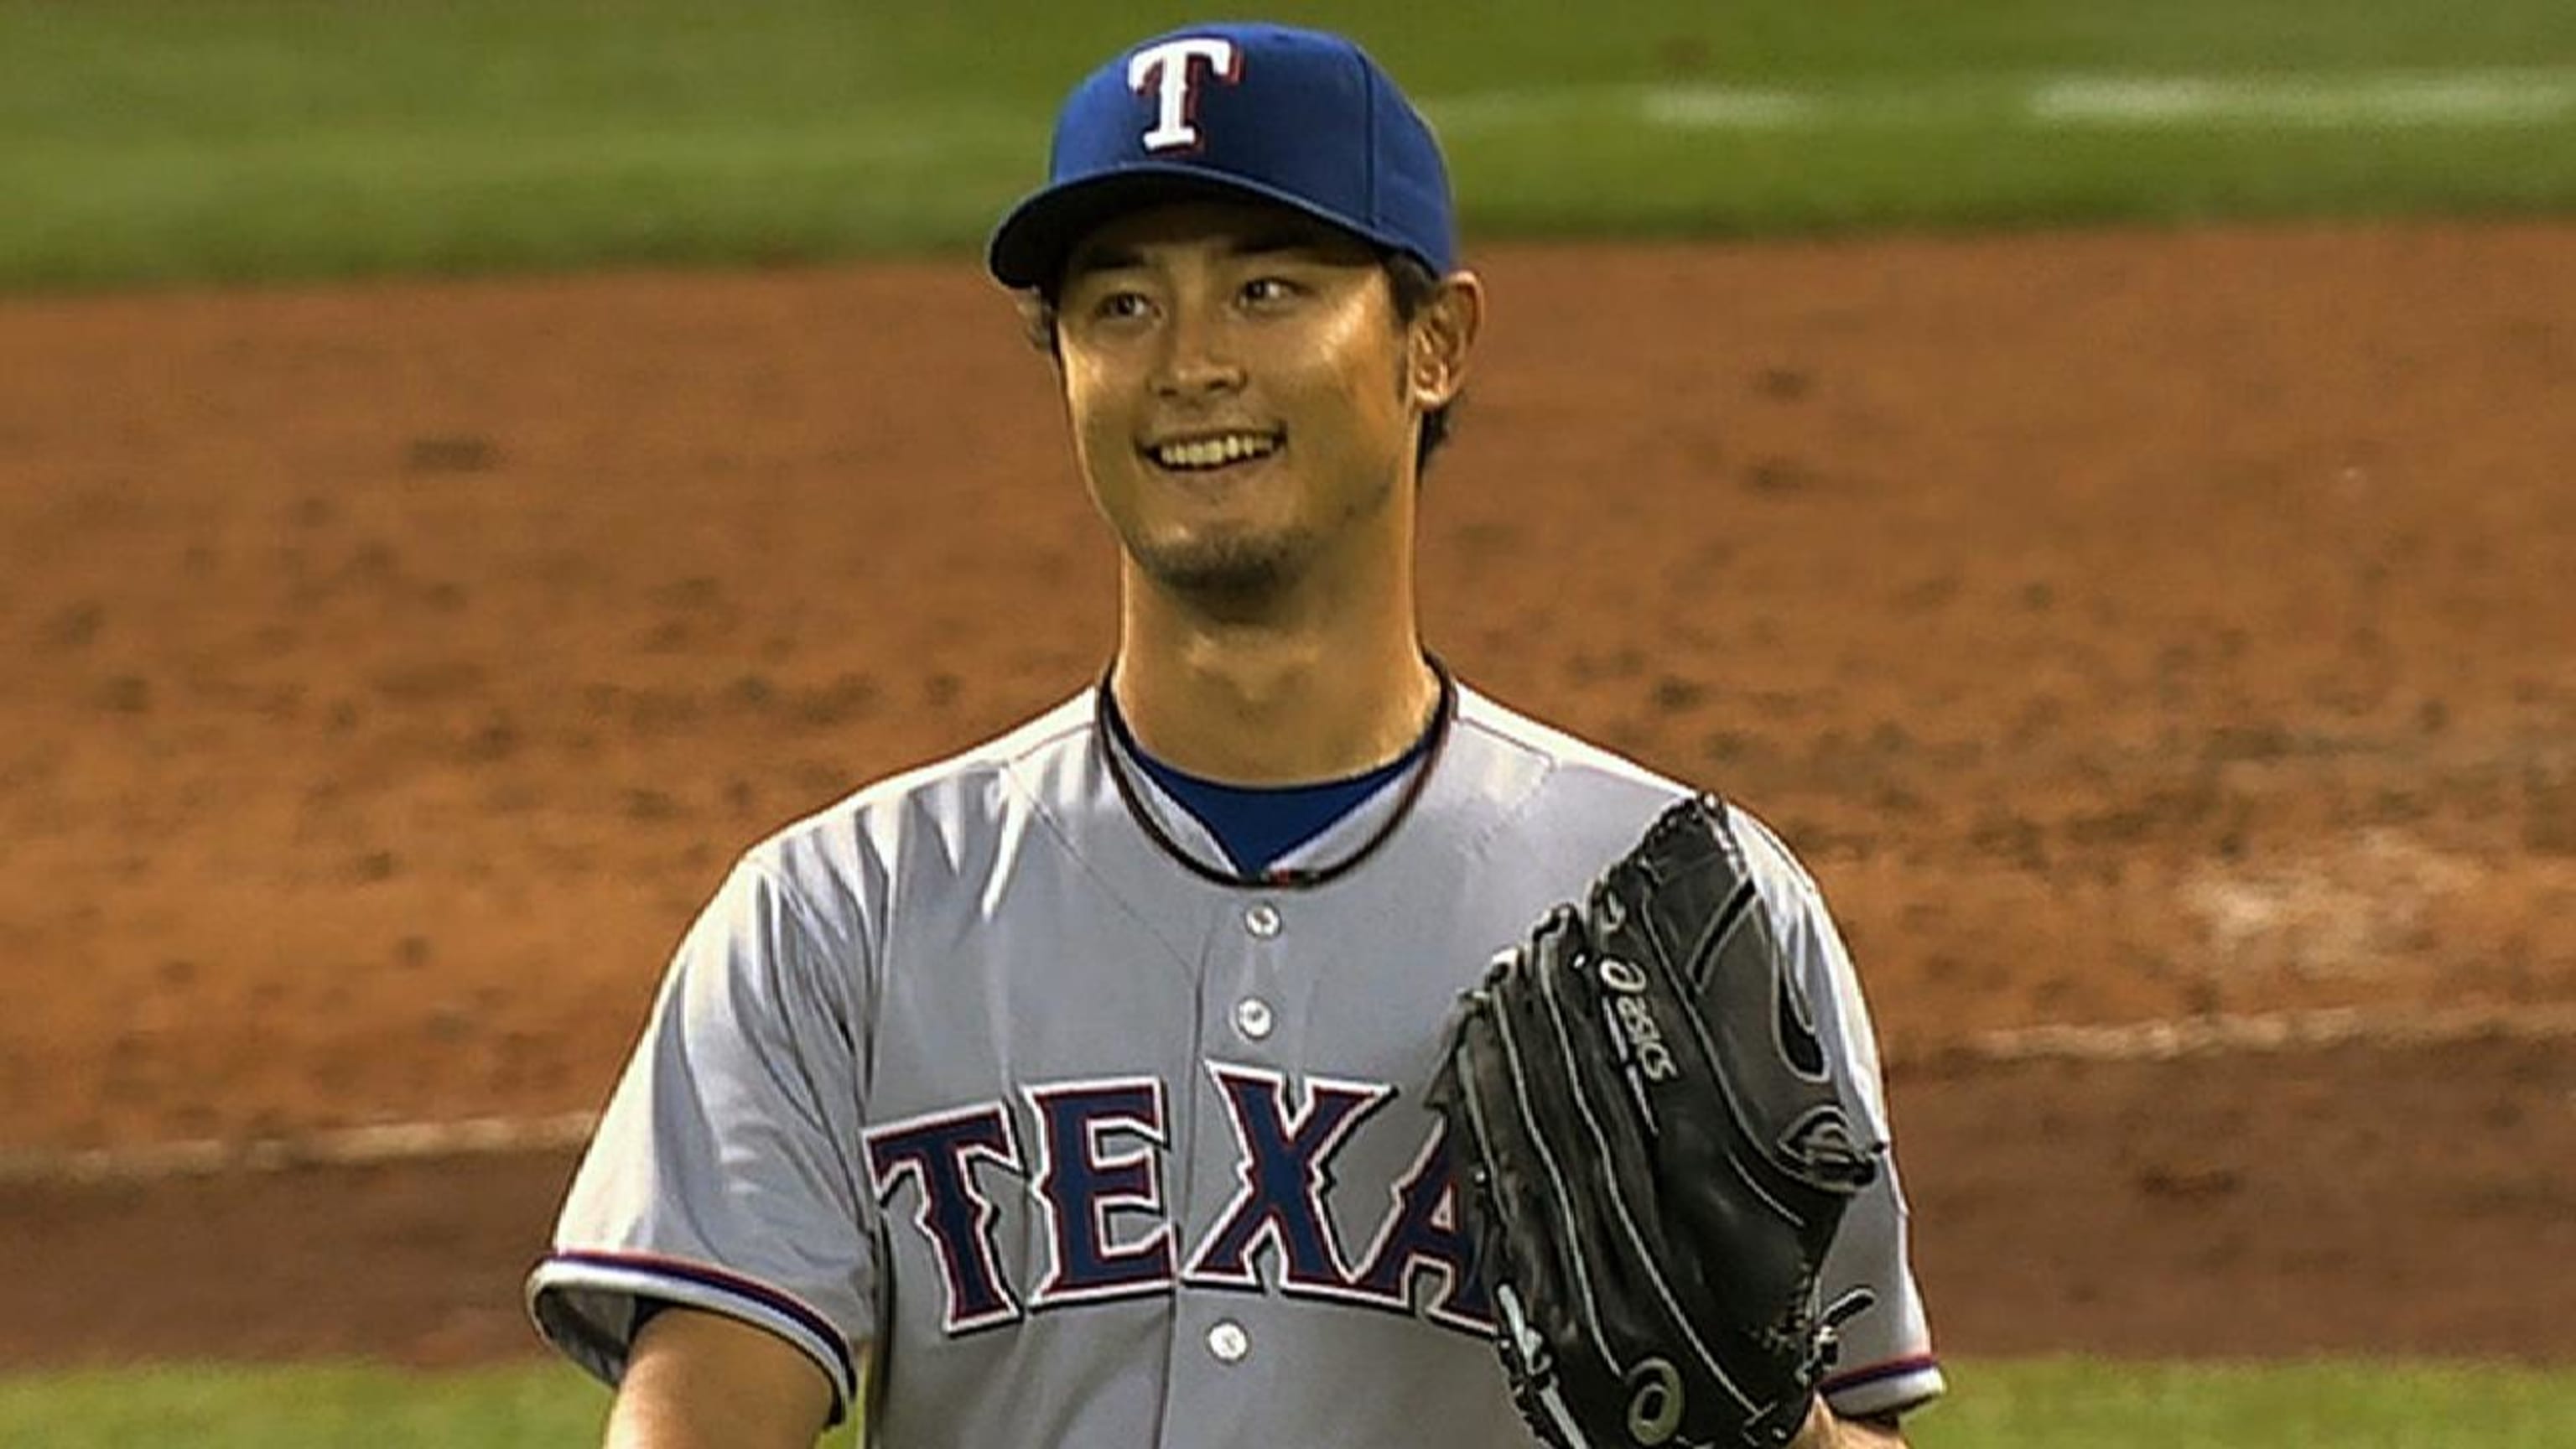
[{"x1": 528, "y1": 678, "x2": 1944, "y2": 1443}]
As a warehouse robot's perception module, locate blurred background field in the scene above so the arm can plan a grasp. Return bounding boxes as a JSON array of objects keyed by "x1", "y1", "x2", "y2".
[
  {"x1": 4, "y1": 0, "x2": 2576, "y2": 286},
  {"x1": 3, "y1": 2, "x2": 2572, "y2": 1445}
]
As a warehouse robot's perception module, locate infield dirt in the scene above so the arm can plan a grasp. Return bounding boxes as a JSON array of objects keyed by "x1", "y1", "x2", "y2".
[{"x1": 3, "y1": 223, "x2": 2571, "y2": 1366}]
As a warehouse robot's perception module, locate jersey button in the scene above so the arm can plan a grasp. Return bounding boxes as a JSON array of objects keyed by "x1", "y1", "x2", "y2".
[
  {"x1": 1233, "y1": 997, "x2": 1275, "y2": 1041},
  {"x1": 1207, "y1": 1320, "x2": 1250, "y2": 1363},
  {"x1": 1244, "y1": 902, "x2": 1282, "y2": 939}
]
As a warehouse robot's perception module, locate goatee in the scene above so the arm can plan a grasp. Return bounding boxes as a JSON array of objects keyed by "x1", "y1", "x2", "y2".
[{"x1": 1137, "y1": 533, "x2": 1305, "y2": 616}]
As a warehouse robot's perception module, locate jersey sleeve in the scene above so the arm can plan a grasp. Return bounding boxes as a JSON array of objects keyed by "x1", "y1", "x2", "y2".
[
  {"x1": 1727, "y1": 804, "x2": 1947, "y2": 1421},
  {"x1": 527, "y1": 851, "x2": 879, "y2": 1422}
]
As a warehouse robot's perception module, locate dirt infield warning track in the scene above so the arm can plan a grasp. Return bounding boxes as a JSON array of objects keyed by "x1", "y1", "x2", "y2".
[{"x1": 2, "y1": 222, "x2": 2572, "y2": 1364}]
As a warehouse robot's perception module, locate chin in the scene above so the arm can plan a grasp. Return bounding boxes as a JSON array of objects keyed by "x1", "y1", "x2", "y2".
[{"x1": 1134, "y1": 529, "x2": 1308, "y2": 603}]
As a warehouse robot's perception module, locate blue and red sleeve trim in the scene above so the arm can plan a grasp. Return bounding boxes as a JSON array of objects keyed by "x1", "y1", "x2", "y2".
[
  {"x1": 544, "y1": 1248, "x2": 857, "y2": 1388},
  {"x1": 1822, "y1": 1353, "x2": 1940, "y2": 1394},
  {"x1": 1820, "y1": 1351, "x2": 1945, "y2": 1416}
]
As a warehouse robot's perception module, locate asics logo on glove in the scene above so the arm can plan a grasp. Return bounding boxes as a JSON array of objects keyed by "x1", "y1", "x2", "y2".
[{"x1": 1598, "y1": 956, "x2": 1680, "y2": 1084}]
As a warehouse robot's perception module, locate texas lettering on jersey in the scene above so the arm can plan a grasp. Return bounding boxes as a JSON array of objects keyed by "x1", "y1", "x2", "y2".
[{"x1": 861, "y1": 1062, "x2": 1493, "y2": 1339}]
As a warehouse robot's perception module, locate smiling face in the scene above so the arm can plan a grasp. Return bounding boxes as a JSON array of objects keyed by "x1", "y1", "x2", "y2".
[{"x1": 1051, "y1": 199, "x2": 1467, "y2": 608}]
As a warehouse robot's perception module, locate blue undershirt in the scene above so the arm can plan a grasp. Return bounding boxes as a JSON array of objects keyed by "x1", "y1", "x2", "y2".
[{"x1": 1105, "y1": 694, "x2": 1435, "y2": 876}]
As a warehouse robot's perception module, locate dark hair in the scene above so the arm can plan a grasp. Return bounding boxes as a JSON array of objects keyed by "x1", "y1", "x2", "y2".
[{"x1": 1027, "y1": 248, "x2": 1459, "y2": 475}]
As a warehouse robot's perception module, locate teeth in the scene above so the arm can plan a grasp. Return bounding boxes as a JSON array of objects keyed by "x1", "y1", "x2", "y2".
[{"x1": 1153, "y1": 433, "x2": 1278, "y2": 470}]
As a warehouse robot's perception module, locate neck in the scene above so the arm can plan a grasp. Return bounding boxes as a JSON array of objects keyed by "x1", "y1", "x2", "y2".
[{"x1": 1111, "y1": 540, "x2": 1437, "y2": 786}]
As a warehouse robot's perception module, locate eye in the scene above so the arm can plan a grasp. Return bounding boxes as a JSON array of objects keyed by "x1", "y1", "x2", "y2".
[
  {"x1": 1088, "y1": 288, "x2": 1153, "y2": 323},
  {"x1": 1241, "y1": 276, "x2": 1302, "y2": 306},
  {"x1": 1066, "y1": 284, "x2": 1149, "y2": 327}
]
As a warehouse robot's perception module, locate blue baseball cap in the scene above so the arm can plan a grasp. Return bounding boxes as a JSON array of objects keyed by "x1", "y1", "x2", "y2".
[{"x1": 987, "y1": 23, "x2": 1457, "y2": 291}]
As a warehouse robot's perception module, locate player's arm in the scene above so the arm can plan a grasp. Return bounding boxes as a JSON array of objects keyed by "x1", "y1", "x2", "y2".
[
  {"x1": 605, "y1": 1306, "x2": 839, "y2": 1449},
  {"x1": 1793, "y1": 1398, "x2": 1910, "y2": 1448},
  {"x1": 534, "y1": 856, "x2": 880, "y2": 1444}
]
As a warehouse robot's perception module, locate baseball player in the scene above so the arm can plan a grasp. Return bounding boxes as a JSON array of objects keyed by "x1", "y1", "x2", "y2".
[{"x1": 529, "y1": 22, "x2": 1943, "y2": 1449}]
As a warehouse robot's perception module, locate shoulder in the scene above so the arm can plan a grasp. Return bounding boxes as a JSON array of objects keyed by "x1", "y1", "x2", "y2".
[
  {"x1": 763, "y1": 691, "x2": 1091, "y2": 851},
  {"x1": 1451, "y1": 684, "x2": 1680, "y2": 794},
  {"x1": 727, "y1": 690, "x2": 1099, "y2": 936},
  {"x1": 1447, "y1": 683, "x2": 1684, "y2": 825},
  {"x1": 1436, "y1": 683, "x2": 1713, "y2": 900},
  {"x1": 1450, "y1": 679, "x2": 1832, "y2": 902}
]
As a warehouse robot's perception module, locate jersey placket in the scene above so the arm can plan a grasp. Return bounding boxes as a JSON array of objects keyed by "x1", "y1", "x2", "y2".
[{"x1": 1155, "y1": 884, "x2": 1301, "y2": 1444}]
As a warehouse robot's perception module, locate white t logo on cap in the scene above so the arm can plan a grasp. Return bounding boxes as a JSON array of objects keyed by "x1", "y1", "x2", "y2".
[{"x1": 1128, "y1": 37, "x2": 1240, "y2": 152}]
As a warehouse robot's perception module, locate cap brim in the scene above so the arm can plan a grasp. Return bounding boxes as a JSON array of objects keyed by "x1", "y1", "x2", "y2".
[{"x1": 986, "y1": 164, "x2": 1411, "y2": 290}]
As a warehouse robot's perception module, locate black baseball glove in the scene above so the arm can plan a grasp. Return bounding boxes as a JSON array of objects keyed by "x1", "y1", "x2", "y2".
[{"x1": 1431, "y1": 795, "x2": 1883, "y2": 1449}]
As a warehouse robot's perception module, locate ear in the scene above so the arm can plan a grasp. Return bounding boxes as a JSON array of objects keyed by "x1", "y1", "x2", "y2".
[
  {"x1": 1406, "y1": 270, "x2": 1485, "y2": 411},
  {"x1": 1014, "y1": 292, "x2": 1062, "y2": 363}
]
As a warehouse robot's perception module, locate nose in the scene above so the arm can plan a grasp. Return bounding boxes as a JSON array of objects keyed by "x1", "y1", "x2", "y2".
[{"x1": 1152, "y1": 302, "x2": 1245, "y2": 401}]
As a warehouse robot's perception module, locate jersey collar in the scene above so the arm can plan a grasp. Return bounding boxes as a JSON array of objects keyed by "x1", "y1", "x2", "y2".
[{"x1": 1093, "y1": 657, "x2": 1458, "y2": 891}]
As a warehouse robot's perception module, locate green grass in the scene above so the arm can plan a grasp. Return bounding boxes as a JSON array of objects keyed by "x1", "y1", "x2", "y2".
[
  {"x1": 0, "y1": 1361, "x2": 857, "y2": 1449},
  {"x1": 0, "y1": 1358, "x2": 2568, "y2": 1446},
  {"x1": 0, "y1": 1363, "x2": 607, "y2": 1449},
  {"x1": 3, "y1": 0, "x2": 2575, "y2": 288},
  {"x1": 1914, "y1": 1359, "x2": 2576, "y2": 1446}
]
